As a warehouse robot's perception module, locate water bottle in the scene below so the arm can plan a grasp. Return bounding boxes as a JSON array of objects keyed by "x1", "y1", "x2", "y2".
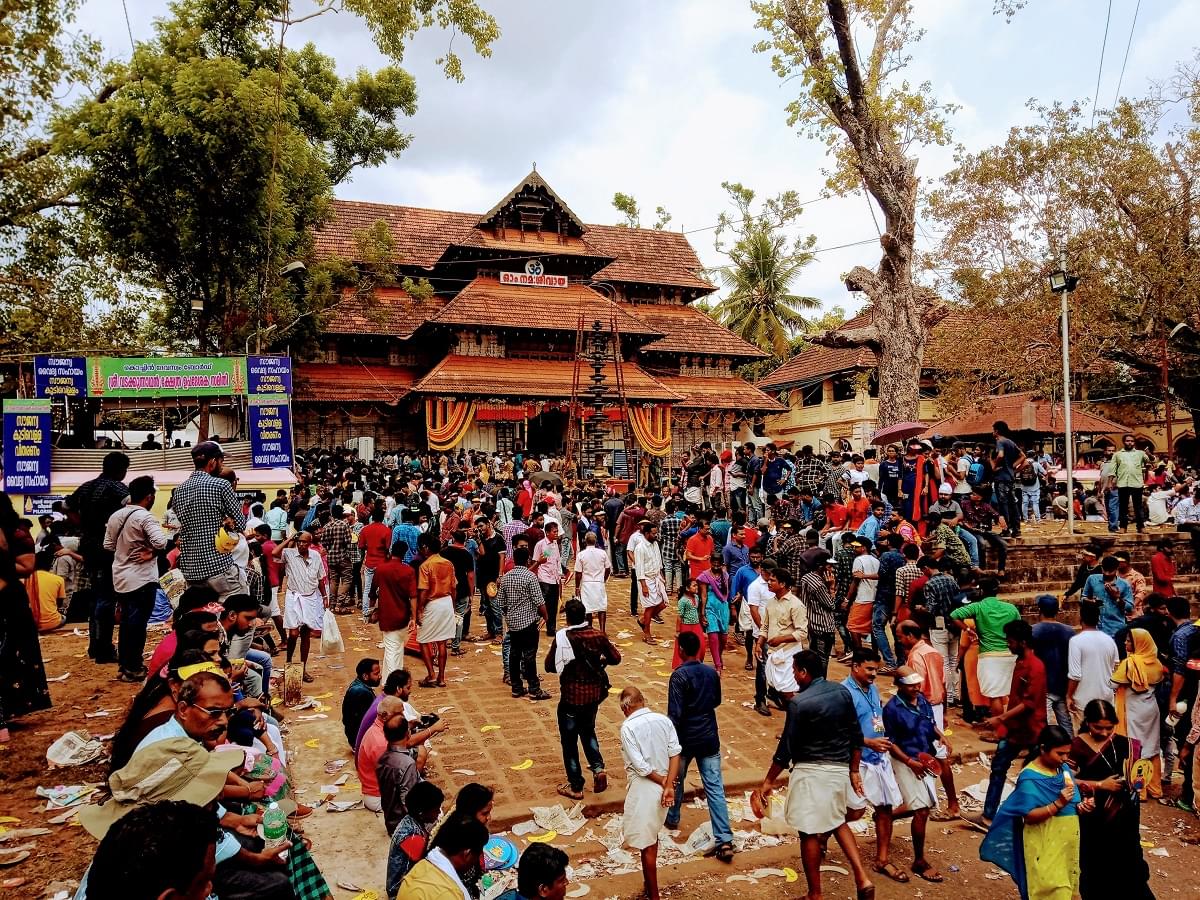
[{"x1": 262, "y1": 801, "x2": 288, "y2": 850}]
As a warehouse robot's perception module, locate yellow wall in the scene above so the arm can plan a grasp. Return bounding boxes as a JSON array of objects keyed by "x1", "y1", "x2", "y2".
[{"x1": 765, "y1": 377, "x2": 940, "y2": 451}]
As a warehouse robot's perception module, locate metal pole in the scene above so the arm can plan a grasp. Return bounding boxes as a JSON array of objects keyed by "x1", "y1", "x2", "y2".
[
  {"x1": 1161, "y1": 326, "x2": 1174, "y2": 457},
  {"x1": 1061, "y1": 283, "x2": 1075, "y2": 535}
]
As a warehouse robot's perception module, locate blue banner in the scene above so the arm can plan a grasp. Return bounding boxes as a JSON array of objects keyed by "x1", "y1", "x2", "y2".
[
  {"x1": 3, "y1": 399, "x2": 52, "y2": 493},
  {"x1": 248, "y1": 396, "x2": 293, "y2": 468},
  {"x1": 34, "y1": 356, "x2": 88, "y2": 398},
  {"x1": 247, "y1": 356, "x2": 292, "y2": 395}
]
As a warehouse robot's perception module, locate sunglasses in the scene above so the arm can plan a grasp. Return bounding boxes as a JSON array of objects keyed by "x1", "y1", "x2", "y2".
[{"x1": 188, "y1": 703, "x2": 236, "y2": 719}]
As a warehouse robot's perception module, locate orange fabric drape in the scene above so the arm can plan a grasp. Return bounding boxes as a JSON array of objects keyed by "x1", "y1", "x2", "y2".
[
  {"x1": 628, "y1": 405, "x2": 672, "y2": 457},
  {"x1": 425, "y1": 398, "x2": 477, "y2": 451}
]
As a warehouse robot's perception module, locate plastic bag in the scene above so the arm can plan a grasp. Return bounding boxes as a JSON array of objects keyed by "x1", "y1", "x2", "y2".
[{"x1": 320, "y1": 609, "x2": 344, "y2": 655}]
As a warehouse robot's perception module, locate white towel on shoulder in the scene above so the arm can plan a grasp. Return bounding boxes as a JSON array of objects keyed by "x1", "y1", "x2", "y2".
[{"x1": 554, "y1": 623, "x2": 587, "y2": 672}]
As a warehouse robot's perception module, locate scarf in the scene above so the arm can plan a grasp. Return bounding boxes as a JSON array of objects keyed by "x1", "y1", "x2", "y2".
[
  {"x1": 554, "y1": 623, "x2": 588, "y2": 673},
  {"x1": 1111, "y1": 628, "x2": 1165, "y2": 693},
  {"x1": 426, "y1": 847, "x2": 471, "y2": 900}
]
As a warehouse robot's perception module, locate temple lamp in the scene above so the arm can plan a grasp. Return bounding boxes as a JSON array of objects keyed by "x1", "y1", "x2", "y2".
[{"x1": 1047, "y1": 255, "x2": 1079, "y2": 533}]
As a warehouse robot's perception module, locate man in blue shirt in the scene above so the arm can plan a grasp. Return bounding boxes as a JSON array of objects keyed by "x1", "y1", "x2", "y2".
[
  {"x1": 855, "y1": 500, "x2": 887, "y2": 545},
  {"x1": 665, "y1": 631, "x2": 734, "y2": 861},
  {"x1": 390, "y1": 510, "x2": 421, "y2": 564},
  {"x1": 882, "y1": 667, "x2": 946, "y2": 883},
  {"x1": 1081, "y1": 555, "x2": 1134, "y2": 637},
  {"x1": 842, "y1": 648, "x2": 904, "y2": 882},
  {"x1": 872, "y1": 531, "x2": 905, "y2": 668},
  {"x1": 761, "y1": 443, "x2": 794, "y2": 500},
  {"x1": 1031, "y1": 595, "x2": 1075, "y2": 732}
]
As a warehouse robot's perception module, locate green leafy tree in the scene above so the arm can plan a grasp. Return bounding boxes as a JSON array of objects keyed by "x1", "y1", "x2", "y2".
[
  {"x1": 56, "y1": 0, "x2": 498, "y2": 355},
  {"x1": 926, "y1": 62, "x2": 1200, "y2": 430},
  {"x1": 751, "y1": 0, "x2": 966, "y2": 426},
  {"x1": 708, "y1": 181, "x2": 819, "y2": 357},
  {"x1": 0, "y1": 0, "x2": 142, "y2": 366},
  {"x1": 611, "y1": 192, "x2": 672, "y2": 229}
]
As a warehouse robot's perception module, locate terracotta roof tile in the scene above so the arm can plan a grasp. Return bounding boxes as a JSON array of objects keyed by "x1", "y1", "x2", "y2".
[
  {"x1": 585, "y1": 224, "x2": 716, "y2": 292},
  {"x1": 313, "y1": 201, "x2": 477, "y2": 269},
  {"x1": 323, "y1": 286, "x2": 444, "y2": 339},
  {"x1": 428, "y1": 277, "x2": 661, "y2": 336},
  {"x1": 293, "y1": 362, "x2": 418, "y2": 403},
  {"x1": 926, "y1": 392, "x2": 1128, "y2": 437},
  {"x1": 651, "y1": 374, "x2": 785, "y2": 411},
  {"x1": 757, "y1": 311, "x2": 974, "y2": 389},
  {"x1": 458, "y1": 227, "x2": 605, "y2": 256},
  {"x1": 315, "y1": 200, "x2": 714, "y2": 291},
  {"x1": 413, "y1": 355, "x2": 681, "y2": 402},
  {"x1": 621, "y1": 303, "x2": 767, "y2": 359}
]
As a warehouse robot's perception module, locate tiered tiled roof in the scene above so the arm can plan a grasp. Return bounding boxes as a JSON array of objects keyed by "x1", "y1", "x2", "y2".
[
  {"x1": 314, "y1": 201, "x2": 715, "y2": 292},
  {"x1": 651, "y1": 373, "x2": 785, "y2": 411},
  {"x1": 586, "y1": 224, "x2": 715, "y2": 291},
  {"x1": 323, "y1": 286, "x2": 444, "y2": 338},
  {"x1": 428, "y1": 278, "x2": 661, "y2": 336},
  {"x1": 313, "y1": 201, "x2": 477, "y2": 269},
  {"x1": 758, "y1": 311, "x2": 972, "y2": 389},
  {"x1": 457, "y1": 227, "x2": 605, "y2": 257},
  {"x1": 926, "y1": 392, "x2": 1128, "y2": 437},
  {"x1": 293, "y1": 362, "x2": 418, "y2": 403},
  {"x1": 413, "y1": 356, "x2": 681, "y2": 402},
  {"x1": 622, "y1": 303, "x2": 766, "y2": 359}
]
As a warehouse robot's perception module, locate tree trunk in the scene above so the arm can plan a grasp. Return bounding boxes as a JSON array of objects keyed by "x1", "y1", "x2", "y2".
[
  {"x1": 873, "y1": 278, "x2": 925, "y2": 426},
  {"x1": 198, "y1": 398, "x2": 211, "y2": 442}
]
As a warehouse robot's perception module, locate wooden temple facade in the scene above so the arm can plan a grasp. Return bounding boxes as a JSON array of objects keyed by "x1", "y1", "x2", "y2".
[{"x1": 299, "y1": 170, "x2": 782, "y2": 458}]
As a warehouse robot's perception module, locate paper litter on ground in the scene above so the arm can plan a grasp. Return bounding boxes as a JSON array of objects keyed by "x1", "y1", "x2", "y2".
[
  {"x1": 323, "y1": 759, "x2": 348, "y2": 774},
  {"x1": 962, "y1": 778, "x2": 1013, "y2": 805},
  {"x1": 37, "y1": 785, "x2": 97, "y2": 810},
  {"x1": 530, "y1": 803, "x2": 587, "y2": 837},
  {"x1": 511, "y1": 819, "x2": 541, "y2": 836},
  {"x1": 0, "y1": 828, "x2": 52, "y2": 841},
  {"x1": 326, "y1": 799, "x2": 362, "y2": 812},
  {"x1": 46, "y1": 731, "x2": 105, "y2": 767},
  {"x1": 46, "y1": 673, "x2": 70, "y2": 682}
]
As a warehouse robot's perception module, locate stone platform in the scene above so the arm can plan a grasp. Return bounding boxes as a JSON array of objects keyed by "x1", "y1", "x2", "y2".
[{"x1": 999, "y1": 527, "x2": 1197, "y2": 622}]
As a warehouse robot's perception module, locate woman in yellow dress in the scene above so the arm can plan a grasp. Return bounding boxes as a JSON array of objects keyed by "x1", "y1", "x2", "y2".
[
  {"x1": 981, "y1": 725, "x2": 1081, "y2": 899},
  {"x1": 1111, "y1": 628, "x2": 1165, "y2": 798}
]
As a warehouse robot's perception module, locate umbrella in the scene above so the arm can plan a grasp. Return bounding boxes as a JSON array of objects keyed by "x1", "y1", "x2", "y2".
[{"x1": 870, "y1": 422, "x2": 927, "y2": 446}]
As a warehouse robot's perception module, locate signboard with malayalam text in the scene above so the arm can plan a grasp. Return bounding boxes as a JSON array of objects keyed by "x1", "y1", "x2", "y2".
[
  {"x1": 248, "y1": 396, "x2": 294, "y2": 468},
  {"x1": 247, "y1": 356, "x2": 292, "y2": 395},
  {"x1": 88, "y1": 357, "x2": 247, "y2": 398},
  {"x1": 499, "y1": 259, "x2": 568, "y2": 288},
  {"x1": 34, "y1": 356, "x2": 88, "y2": 399},
  {"x1": 3, "y1": 399, "x2": 52, "y2": 493}
]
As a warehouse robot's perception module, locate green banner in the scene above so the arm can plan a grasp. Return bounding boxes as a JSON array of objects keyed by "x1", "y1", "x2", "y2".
[{"x1": 88, "y1": 357, "x2": 248, "y2": 397}]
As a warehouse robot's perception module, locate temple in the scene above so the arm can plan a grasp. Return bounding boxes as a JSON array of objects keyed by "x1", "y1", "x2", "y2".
[{"x1": 298, "y1": 169, "x2": 782, "y2": 460}]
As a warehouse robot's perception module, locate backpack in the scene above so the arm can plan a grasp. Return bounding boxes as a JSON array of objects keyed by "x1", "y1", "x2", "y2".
[
  {"x1": 966, "y1": 458, "x2": 987, "y2": 487},
  {"x1": 1019, "y1": 462, "x2": 1039, "y2": 487}
]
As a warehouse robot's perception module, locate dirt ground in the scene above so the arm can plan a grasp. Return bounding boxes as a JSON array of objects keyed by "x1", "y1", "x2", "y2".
[{"x1": 3, "y1": 592, "x2": 1200, "y2": 899}]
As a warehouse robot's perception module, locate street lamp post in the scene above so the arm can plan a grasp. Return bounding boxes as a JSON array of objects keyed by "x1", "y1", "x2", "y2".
[{"x1": 1048, "y1": 254, "x2": 1079, "y2": 535}]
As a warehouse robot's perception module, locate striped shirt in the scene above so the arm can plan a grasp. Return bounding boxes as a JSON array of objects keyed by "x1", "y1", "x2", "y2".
[
  {"x1": 799, "y1": 571, "x2": 838, "y2": 636},
  {"x1": 658, "y1": 515, "x2": 681, "y2": 563}
]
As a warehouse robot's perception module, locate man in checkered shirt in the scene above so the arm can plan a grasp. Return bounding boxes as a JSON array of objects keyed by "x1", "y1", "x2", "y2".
[
  {"x1": 658, "y1": 509, "x2": 682, "y2": 593},
  {"x1": 170, "y1": 442, "x2": 246, "y2": 599},
  {"x1": 498, "y1": 545, "x2": 551, "y2": 700}
]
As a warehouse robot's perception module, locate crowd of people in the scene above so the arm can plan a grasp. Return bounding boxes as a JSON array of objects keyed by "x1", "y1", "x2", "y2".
[{"x1": 2, "y1": 423, "x2": 1197, "y2": 899}]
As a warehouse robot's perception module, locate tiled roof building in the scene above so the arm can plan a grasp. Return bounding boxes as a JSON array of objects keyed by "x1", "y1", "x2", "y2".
[{"x1": 298, "y1": 169, "x2": 781, "y2": 454}]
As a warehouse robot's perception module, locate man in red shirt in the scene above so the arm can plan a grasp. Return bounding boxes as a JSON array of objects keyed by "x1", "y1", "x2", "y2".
[
  {"x1": 684, "y1": 517, "x2": 715, "y2": 581},
  {"x1": 370, "y1": 537, "x2": 417, "y2": 681},
  {"x1": 253, "y1": 523, "x2": 285, "y2": 645},
  {"x1": 1150, "y1": 539, "x2": 1177, "y2": 597},
  {"x1": 360, "y1": 506, "x2": 394, "y2": 616},
  {"x1": 969, "y1": 619, "x2": 1047, "y2": 827},
  {"x1": 845, "y1": 484, "x2": 871, "y2": 531}
]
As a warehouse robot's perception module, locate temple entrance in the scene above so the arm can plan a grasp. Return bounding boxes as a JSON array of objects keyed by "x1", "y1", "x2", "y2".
[{"x1": 526, "y1": 409, "x2": 568, "y2": 454}]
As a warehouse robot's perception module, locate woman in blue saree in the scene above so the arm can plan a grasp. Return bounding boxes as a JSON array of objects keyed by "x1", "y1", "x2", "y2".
[{"x1": 980, "y1": 725, "x2": 1081, "y2": 900}]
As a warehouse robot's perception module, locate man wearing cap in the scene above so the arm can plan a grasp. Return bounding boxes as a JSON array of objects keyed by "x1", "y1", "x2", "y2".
[
  {"x1": 842, "y1": 648, "x2": 905, "y2": 881},
  {"x1": 895, "y1": 617, "x2": 960, "y2": 817},
  {"x1": 171, "y1": 441, "x2": 247, "y2": 600},
  {"x1": 79, "y1": 738, "x2": 292, "y2": 900},
  {"x1": 755, "y1": 650, "x2": 874, "y2": 900},
  {"x1": 883, "y1": 666, "x2": 947, "y2": 882}
]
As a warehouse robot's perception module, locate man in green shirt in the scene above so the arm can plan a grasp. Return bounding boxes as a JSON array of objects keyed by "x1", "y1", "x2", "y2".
[
  {"x1": 951, "y1": 577, "x2": 1021, "y2": 719},
  {"x1": 1112, "y1": 433, "x2": 1150, "y2": 533}
]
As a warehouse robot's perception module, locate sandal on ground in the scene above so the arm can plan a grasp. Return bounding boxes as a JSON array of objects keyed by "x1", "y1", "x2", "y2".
[
  {"x1": 418, "y1": 678, "x2": 438, "y2": 688},
  {"x1": 642, "y1": 636, "x2": 658, "y2": 646},
  {"x1": 930, "y1": 807, "x2": 960, "y2": 821},
  {"x1": 912, "y1": 861, "x2": 944, "y2": 882},
  {"x1": 557, "y1": 784, "x2": 584, "y2": 801},
  {"x1": 874, "y1": 862, "x2": 909, "y2": 883},
  {"x1": 302, "y1": 672, "x2": 314, "y2": 683},
  {"x1": 594, "y1": 771, "x2": 608, "y2": 793},
  {"x1": 435, "y1": 681, "x2": 447, "y2": 688},
  {"x1": 713, "y1": 841, "x2": 734, "y2": 862},
  {"x1": 856, "y1": 885, "x2": 876, "y2": 900}
]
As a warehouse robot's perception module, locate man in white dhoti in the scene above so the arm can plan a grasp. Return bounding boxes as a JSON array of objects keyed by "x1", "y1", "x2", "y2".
[
  {"x1": 573, "y1": 531, "x2": 612, "y2": 632},
  {"x1": 755, "y1": 567, "x2": 808, "y2": 702},
  {"x1": 634, "y1": 521, "x2": 667, "y2": 645},
  {"x1": 619, "y1": 686, "x2": 681, "y2": 900},
  {"x1": 273, "y1": 530, "x2": 329, "y2": 683}
]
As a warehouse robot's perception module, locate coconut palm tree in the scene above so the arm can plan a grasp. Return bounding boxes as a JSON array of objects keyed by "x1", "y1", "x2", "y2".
[{"x1": 711, "y1": 225, "x2": 820, "y2": 357}]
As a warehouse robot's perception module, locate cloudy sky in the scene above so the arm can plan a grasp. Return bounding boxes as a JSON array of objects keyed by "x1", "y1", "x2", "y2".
[{"x1": 81, "y1": 0, "x2": 1195, "y2": 312}]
